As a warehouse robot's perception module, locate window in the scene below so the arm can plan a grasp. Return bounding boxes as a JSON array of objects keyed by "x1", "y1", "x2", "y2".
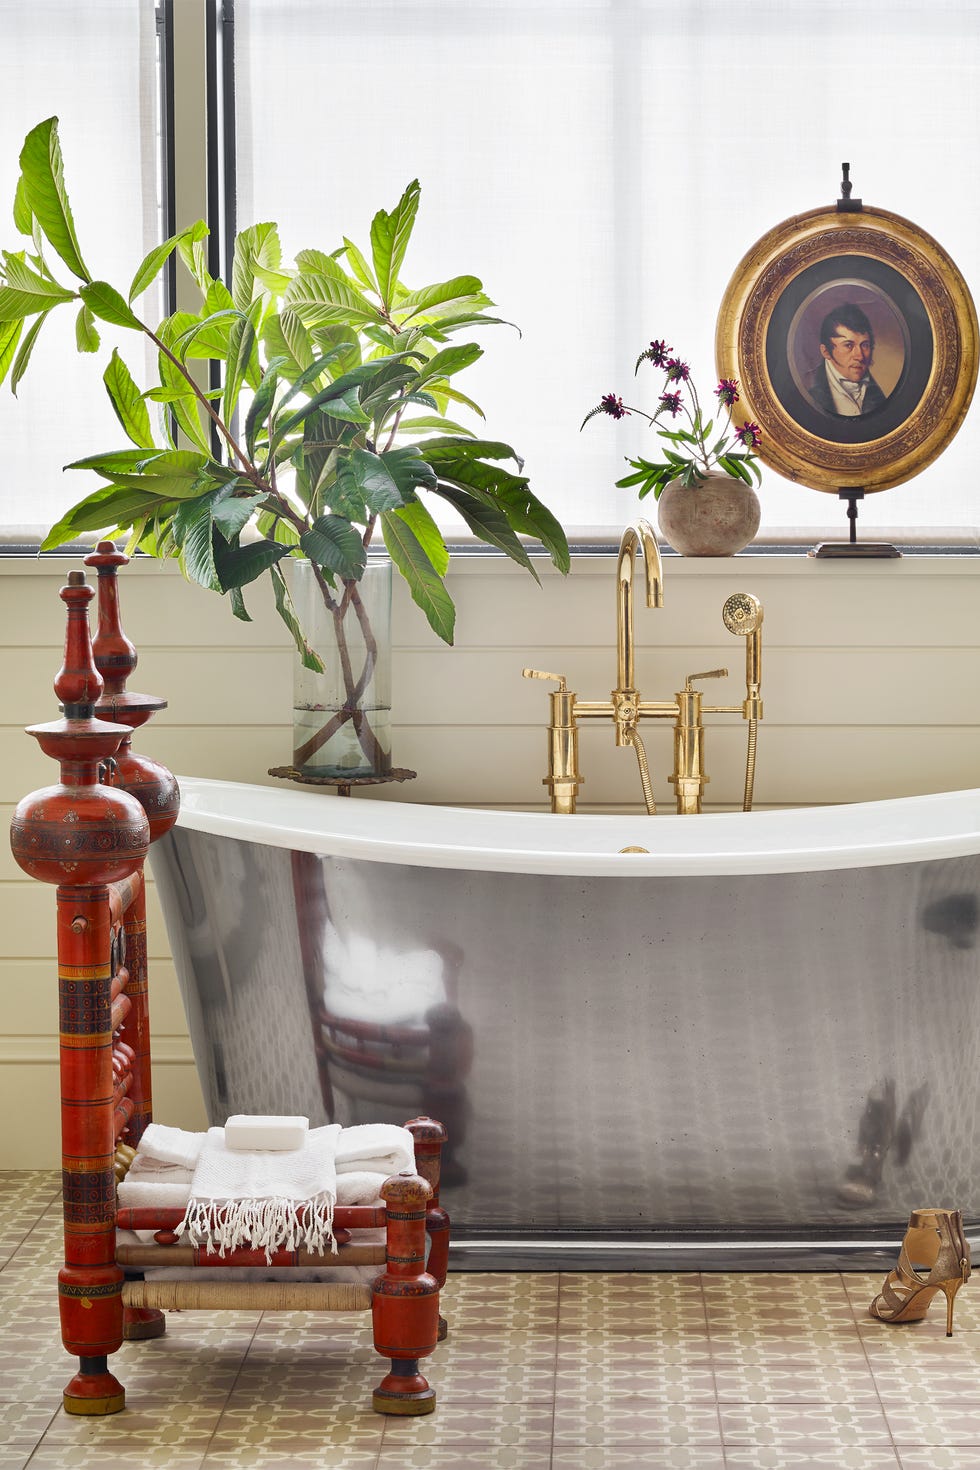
[
  {"x1": 234, "y1": 0, "x2": 980, "y2": 543},
  {"x1": 0, "y1": 0, "x2": 161, "y2": 539},
  {"x1": 2, "y1": 1, "x2": 978, "y2": 545}
]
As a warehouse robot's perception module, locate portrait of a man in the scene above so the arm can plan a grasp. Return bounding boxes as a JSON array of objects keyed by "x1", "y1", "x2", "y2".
[{"x1": 805, "y1": 303, "x2": 889, "y2": 418}]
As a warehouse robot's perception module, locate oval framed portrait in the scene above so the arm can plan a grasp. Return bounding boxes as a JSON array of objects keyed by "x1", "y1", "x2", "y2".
[{"x1": 715, "y1": 205, "x2": 978, "y2": 492}]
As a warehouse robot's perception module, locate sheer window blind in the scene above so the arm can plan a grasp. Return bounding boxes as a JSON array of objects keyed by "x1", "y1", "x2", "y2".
[
  {"x1": 0, "y1": 0, "x2": 161, "y2": 539},
  {"x1": 234, "y1": 0, "x2": 980, "y2": 543}
]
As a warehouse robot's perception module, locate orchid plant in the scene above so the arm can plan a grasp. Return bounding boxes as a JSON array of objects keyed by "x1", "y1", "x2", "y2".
[{"x1": 582, "y1": 338, "x2": 762, "y2": 501}]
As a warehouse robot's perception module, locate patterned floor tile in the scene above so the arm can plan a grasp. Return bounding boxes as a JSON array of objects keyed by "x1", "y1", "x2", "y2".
[
  {"x1": 720, "y1": 1402, "x2": 892, "y2": 1444},
  {"x1": 723, "y1": 1451, "x2": 901, "y2": 1468},
  {"x1": 380, "y1": 1401, "x2": 554, "y2": 1446},
  {"x1": 205, "y1": 1455, "x2": 379, "y2": 1470},
  {"x1": 554, "y1": 1362, "x2": 716, "y2": 1403},
  {"x1": 0, "y1": 1452, "x2": 38, "y2": 1470},
  {"x1": 551, "y1": 1452, "x2": 726, "y2": 1470},
  {"x1": 557, "y1": 1328, "x2": 713, "y2": 1365},
  {"x1": 552, "y1": 1399, "x2": 723, "y2": 1446},
  {"x1": 899, "y1": 1451, "x2": 980, "y2": 1469},
  {"x1": 0, "y1": 1402, "x2": 59, "y2": 1445},
  {"x1": 712, "y1": 1361, "x2": 879, "y2": 1403},
  {"x1": 376, "y1": 1449, "x2": 550, "y2": 1469},
  {"x1": 211, "y1": 1403, "x2": 384, "y2": 1452},
  {"x1": 27, "y1": 1452, "x2": 206, "y2": 1470},
  {"x1": 42, "y1": 1403, "x2": 224, "y2": 1447},
  {"x1": 884, "y1": 1400, "x2": 980, "y2": 1445}
]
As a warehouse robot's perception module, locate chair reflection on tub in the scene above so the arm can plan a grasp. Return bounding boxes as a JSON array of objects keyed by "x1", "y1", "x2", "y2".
[
  {"x1": 292, "y1": 850, "x2": 473, "y2": 1184},
  {"x1": 9, "y1": 549, "x2": 449, "y2": 1417}
]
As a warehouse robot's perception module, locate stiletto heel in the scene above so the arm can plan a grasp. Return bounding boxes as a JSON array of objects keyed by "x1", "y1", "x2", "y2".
[{"x1": 869, "y1": 1208, "x2": 971, "y2": 1335}]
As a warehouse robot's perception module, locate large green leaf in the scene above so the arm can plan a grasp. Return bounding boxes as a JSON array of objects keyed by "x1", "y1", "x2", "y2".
[
  {"x1": 299, "y1": 515, "x2": 367, "y2": 579},
  {"x1": 392, "y1": 499, "x2": 449, "y2": 577},
  {"x1": 395, "y1": 275, "x2": 483, "y2": 323},
  {"x1": 263, "y1": 308, "x2": 314, "y2": 374},
  {"x1": 74, "y1": 302, "x2": 99, "y2": 353},
  {"x1": 0, "y1": 276, "x2": 75, "y2": 321},
  {"x1": 415, "y1": 342, "x2": 483, "y2": 386},
  {"x1": 66, "y1": 448, "x2": 165, "y2": 474},
  {"x1": 41, "y1": 484, "x2": 170, "y2": 550},
  {"x1": 381, "y1": 508, "x2": 455, "y2": 644},
  {"x1": 244, "y1": 358, "x2": 288, "y2": 459},
  {"x1": 129, "y1": 219, "x2": 208, "y2": 303},
  {"x1": 0, "y1": 318, "x2": 23, "y2": 386},
  {"x1": 232, "y1": 222, "x2": 281, "y2": 312},
  {"x1": 18, "y1": 117, "x2": 90, "y2": 282},
  {"x1": 222, "y1": 308, "x2": 257, "y2": 424},
  {"x1": 432, "y1": 482, "x2": 537, "y2": 578},
  {"x1": 211, "y1": 489, "x2": 263, "y2": 542},
  {"x1": 156, "y1": 315, "x2": 210, "y2": 453},
  {"x1": 103, "y1": 349, "x2": 155, "y2": 448},
  {"x1": 80, "y1": 281, "x2": 142, "y2": 331},
  {"x1": 350, "y1": 446, "x2": 437, "y2": 513},
  {"x1": 283, "y1": 270, "x2": 379, "y2": 329},
  {"x1": 369, "y1": 180, "x2": 420, "y2": 313},
  {"x1": 213, "y1": 536, "x2": 290, "y2": 591},
  {"x1": 12, "y1": 175, "x2": 32, "y2": 235},
  {"x1": 341, "y1": 236, "x2": 376, "y2": 293},
  {"x1": 270, "y1": 563, "x2": 323, "y2": 671},
  {"x1": 9, "y1": 309, "x2": 51, "y2": 393},
  {"x1": 434, "y1": 452, "x2": 569, "y2": 572},
  {"x1": 174, "y1": 498, "x2": 221, "y2": 590}
]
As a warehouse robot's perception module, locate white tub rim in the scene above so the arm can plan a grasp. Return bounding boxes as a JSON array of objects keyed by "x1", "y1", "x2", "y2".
[{"x1": 170, "y1": 776, "x2": 980, "y2": 878}]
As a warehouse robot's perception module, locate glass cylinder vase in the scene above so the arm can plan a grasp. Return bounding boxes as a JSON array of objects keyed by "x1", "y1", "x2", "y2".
[{"x1": 290, "y1": 558, "x2": 392, "y2": 779}]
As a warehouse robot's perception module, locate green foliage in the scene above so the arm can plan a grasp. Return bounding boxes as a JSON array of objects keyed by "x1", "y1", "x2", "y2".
[
  {"x1": 2, "y1": 116, "x2": 570, "y2": 649},
  {"x1": 583, "y1": 342, "x2": 763, "y2": 502}
]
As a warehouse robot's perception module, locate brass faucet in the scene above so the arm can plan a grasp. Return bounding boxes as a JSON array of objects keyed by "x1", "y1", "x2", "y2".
[{"x1": 524, "y1": 520, "x2": 764, "y2": 815}]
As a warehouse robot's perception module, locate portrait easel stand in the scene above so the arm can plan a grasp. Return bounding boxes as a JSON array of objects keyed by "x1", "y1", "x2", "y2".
[{"x1": 809, "y1": 488, "x2": 901, "y2": 558}]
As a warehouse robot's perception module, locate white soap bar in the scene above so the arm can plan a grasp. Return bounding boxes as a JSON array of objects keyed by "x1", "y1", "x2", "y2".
[{"x1": 224, "y1": 1115, "x2": 309, "y2": 1151}]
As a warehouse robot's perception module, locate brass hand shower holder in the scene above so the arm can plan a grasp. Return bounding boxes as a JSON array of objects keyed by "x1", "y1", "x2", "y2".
[{"x1": 523, "y1": 521, "x2": 765, "y2": 815}]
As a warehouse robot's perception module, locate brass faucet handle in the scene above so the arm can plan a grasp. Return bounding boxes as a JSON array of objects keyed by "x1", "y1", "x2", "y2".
[
  {"x1": 684, "y1": 668, "x2": 727, "y2": 692},
  {"x1": 523, "y1": 667, "x2": 568, "y2": 691}
]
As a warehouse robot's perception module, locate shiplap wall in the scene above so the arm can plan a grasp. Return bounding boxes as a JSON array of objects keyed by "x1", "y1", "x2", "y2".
[{"x1": 2, "y1": 552, "x2": 978, "y2": 1165}]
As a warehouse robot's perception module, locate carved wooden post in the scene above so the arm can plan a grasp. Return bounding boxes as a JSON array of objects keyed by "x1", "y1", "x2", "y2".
[
  {"x1": 10, "y1": 571, "x2": 149, "y2": 1414},
  {"x1": 85, "y1": 540, "x2": 180, "y2": 1342},
  {"x1": 371, "y1": 1172, "x2": 440, "y2": 1414},
  {"x1": 405, "y1": 1115, "x2": 450, "y2": 1341}
]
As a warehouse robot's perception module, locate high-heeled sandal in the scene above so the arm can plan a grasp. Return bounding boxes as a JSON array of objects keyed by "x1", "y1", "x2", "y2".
[{"x1": 870, "y1": 1208, "x2": 971, "y2": 1336}]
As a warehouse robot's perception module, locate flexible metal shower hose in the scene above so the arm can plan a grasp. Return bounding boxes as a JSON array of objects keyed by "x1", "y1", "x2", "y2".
[
  {"x1": 743, "y1": 718, "x2": 758, "y2": 812},
  {"x1": 626, "y1": 727, "x2": 657, "y2": 815}
]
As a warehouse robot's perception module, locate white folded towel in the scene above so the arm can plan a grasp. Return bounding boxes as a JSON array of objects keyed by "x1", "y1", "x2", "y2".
[
  {"x1": 336, "y1": 1171, "x2": 388, "y2": 1207},
  {"x1": 137, "y1": 1123, "x2": 206, "y2": 1170},
  {"x1": 117, "y1": 1156, "x2": 195, "y2": 1212},
  {"x1": 336, "y1": 1123, "x2": 415, "y2": 1178},
  {"x1": 177, "y1": 1124, "x2": 341, "y2": 1262},
  {"x1": 225, "y1": 1115, "x2": 309, "y2": 1152}
]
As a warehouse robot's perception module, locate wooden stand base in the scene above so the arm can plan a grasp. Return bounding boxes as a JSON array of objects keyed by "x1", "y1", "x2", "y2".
[{"x1": 64, "y1": 1364, "x2": 126, "y2": 1416}]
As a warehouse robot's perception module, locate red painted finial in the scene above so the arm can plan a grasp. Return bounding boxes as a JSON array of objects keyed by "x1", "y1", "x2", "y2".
[
  {"x1": 84, "y1": 540, "x2": 138, "y2": 698},
  {"x1": 54, "y1": 572, "x2": 104, "y2": 713}
]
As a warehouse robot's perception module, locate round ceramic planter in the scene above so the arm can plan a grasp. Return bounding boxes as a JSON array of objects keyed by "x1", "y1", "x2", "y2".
[{"x1": 657, "y1": 472, "x2": 761, "y2": 557}]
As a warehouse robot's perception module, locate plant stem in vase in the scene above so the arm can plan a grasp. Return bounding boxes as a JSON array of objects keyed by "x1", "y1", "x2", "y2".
[{"x1": 291, "y1": 560, "x2": 392, "y2": 778}]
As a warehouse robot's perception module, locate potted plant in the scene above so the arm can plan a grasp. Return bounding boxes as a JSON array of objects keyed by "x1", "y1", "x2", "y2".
[
  {"x1": 582, "y1": 338, "x2": 763, "y2": 555},
  {"x1": 1, "y1": 118, "x2": 569, "y2": 777}
]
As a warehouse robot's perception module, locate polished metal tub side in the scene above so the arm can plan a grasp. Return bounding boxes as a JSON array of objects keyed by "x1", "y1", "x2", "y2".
[{"x1": 151, "y1": 778, "x2": 980, "y2": 1269}]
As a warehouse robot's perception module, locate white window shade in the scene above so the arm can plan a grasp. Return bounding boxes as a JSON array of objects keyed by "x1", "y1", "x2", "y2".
[
  {"x1": 234, "y1": 0, "x2": 980, "y2": 543},
  {"x1": 0, "y1": 0, "x2": 161, "y2": 540}
]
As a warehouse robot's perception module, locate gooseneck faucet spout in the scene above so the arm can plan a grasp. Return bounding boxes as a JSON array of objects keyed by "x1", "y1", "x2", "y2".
[{"x1": 616, "y1": 520, "x2": 664, "y2": 695}]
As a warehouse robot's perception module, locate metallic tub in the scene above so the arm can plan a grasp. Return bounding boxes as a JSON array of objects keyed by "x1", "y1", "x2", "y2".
[{"x1": 152, "y1": 777, "x2": 980, "y2": 1269}]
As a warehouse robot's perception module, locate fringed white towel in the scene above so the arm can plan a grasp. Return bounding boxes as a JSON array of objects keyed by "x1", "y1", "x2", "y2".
[
  {"x1": 336, "y1": 1171, "x2": 388, "y2": 1207},
  {"x1": 177, "y1": 1124, "x2": 341, "y2": 1262},
  {"x1": 137, "y1": 1123, "x2": 206, "y2": 1170},
  {"x1": 336, "y1": 1124, "x2": 415, "y2": 1178}
]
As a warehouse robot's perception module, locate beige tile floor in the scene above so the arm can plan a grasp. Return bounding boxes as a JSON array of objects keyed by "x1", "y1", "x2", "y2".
[{"x1": 3, "y1": 1173, "x2": 980, "y2": 1468}]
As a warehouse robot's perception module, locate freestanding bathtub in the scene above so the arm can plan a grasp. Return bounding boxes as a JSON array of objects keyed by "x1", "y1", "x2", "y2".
[{"x1": 151, "y1": 778, "x2": 980, "y2": 1269}]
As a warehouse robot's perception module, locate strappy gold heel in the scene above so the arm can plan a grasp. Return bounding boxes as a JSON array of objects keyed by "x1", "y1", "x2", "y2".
[{"x1": 870, "y1": 1208, "x2": 971, "y2": 1336}]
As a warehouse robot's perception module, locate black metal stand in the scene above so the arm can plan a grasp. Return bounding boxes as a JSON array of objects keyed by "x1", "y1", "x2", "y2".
[{"x1": 809, "y1": 488, "x2": 901, "y2": 559}]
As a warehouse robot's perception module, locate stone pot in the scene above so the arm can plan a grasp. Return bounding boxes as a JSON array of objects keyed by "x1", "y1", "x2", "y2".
[{"x1": 657, "y1": 472, "x2": 761, "y2": 557}]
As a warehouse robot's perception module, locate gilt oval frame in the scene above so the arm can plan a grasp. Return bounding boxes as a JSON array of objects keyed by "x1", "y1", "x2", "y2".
[{"x1": 715, "y1": 205, "x2": 978, "y2": 493}]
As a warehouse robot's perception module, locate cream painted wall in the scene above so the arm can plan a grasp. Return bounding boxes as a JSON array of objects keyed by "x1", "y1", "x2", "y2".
[{"x1": 1, "y1": 552, "x2": 978, "y2": 1165}]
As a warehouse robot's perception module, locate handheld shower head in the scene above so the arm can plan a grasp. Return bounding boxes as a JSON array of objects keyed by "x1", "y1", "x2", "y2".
[{"x1": 722, "y1": 591, "x2": 763, "y2": 637}]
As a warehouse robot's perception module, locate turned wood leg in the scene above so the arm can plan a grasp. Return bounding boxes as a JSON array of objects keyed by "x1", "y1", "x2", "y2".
[
  {"x1": 372, "y1": 1173, "x2": 439, "y2": 1415},
  {"x1": 406, "y1": 1117, "x2": 450, "y2": 1342}
]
